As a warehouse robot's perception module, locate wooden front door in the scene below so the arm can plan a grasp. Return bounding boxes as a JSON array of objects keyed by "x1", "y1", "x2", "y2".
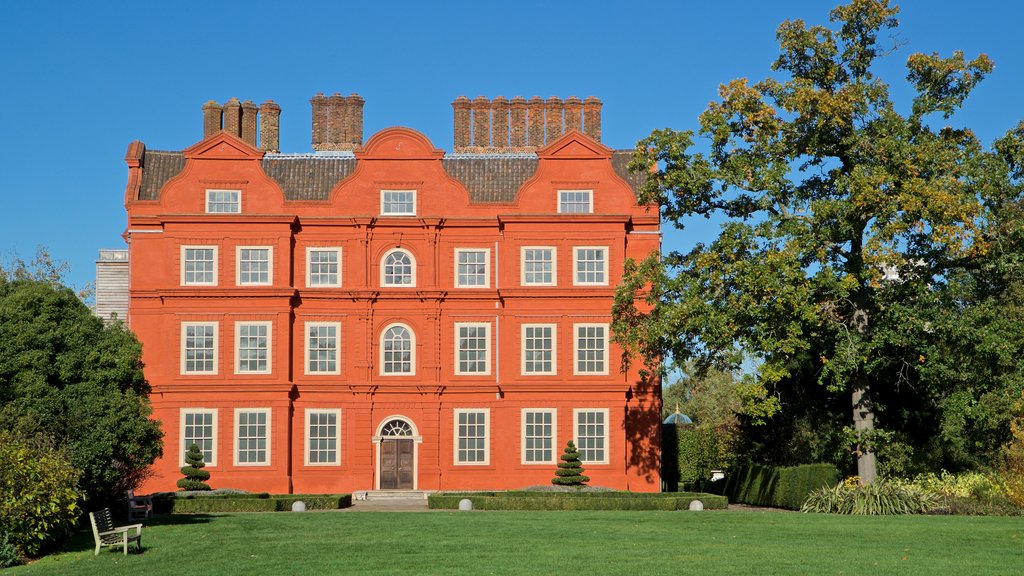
[{"x1": 380, "y1": 438, "x2": 414, "y2": 489}]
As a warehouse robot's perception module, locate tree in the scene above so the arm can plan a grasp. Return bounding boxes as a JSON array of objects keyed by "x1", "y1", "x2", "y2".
[
  {"x1": 177, "y1": 443, "x2": 211, "y2": 491},
  {"x1": 0, "y1": 277, "x2": 163, "y2": 507},
  {"x1": 614, "y1": 0, "x2": 1023, "y2": 483},
  {"x1": 552, "y1": 441, "x2": 590, "y2": 487}
]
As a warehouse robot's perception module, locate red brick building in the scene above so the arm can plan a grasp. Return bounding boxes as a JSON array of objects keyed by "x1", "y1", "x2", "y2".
[{"x1": 121, "y1": 94, "x2": 661, "y2": 494}]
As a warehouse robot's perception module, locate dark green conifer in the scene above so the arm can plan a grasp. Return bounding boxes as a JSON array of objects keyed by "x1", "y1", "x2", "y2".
[
  {"x1": 552, "y1": 440, "x2": 590, "y2": 487},
  {"x1": 177, "y1": 443, "x2": 211, "y2": 491}
]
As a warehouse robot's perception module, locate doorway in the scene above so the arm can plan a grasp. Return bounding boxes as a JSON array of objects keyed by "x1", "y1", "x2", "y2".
[{"x1": 377, "y1": 418, "x2": 417, "y2": 490}]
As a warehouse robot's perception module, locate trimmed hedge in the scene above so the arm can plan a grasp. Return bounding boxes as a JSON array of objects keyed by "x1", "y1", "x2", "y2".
[
  {"x1": 152, "y1": 493, "x2": 351, "y2": 513},
  {"x1": 721, "y1": 463, "x2": 839, "y2": 510},
  {"x1": 428, "y1": 491, "x2": 727, "y2": 511}
]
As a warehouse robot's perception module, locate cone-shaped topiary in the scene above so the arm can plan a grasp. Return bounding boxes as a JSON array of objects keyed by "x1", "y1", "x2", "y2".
[
  {"x1": 177, "y1": 443, "x2": 211, "y2": 491},
  {"x1": 552, "y1": 440, "x2": 590, "y2": 487}
]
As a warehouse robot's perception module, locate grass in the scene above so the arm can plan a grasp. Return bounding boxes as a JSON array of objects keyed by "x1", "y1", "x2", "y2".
[{"x1": 11, "y1": 510, "x2": 1024, "y2": 575}]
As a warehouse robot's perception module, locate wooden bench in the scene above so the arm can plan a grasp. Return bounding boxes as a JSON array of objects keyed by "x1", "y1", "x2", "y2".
[
  {"x1": 89, "y1": 508, "x2": 143, "y2": 556},
  {"x1": 127, "y1": 490, "x2": 153, "y2": 521}
]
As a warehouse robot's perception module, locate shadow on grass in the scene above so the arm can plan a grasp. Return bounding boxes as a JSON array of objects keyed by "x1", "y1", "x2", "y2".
[{"x1": 55, "y1": 514, "x2": 221, "y2": 556}]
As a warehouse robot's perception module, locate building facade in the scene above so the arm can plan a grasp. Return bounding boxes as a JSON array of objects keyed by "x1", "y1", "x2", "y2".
[{"x1": 121, "y1": 94, "x2": 661, "y2": 494}]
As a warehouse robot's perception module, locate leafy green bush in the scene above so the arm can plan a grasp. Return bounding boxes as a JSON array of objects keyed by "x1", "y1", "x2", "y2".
[
  {"x1": 152, "y1": 493, "x2": 351, "y2": 513},
  {"x1": 802, "y1": 479, "x2": 939, "y2": 515},
  {"x1": 0, "y1": 432, "x2": 82, "y2": 557},
  {"x1": 552, "y1": 441, "x2": 590, "y2": 486},
  {"x1": 177, "y1": 444, "x2": 211, "y2": 491},
  {"x1": 892, "y1": 470, "x2": 1020, "y2": 516},
  {"x1": 722, "y1": 463, "x2": 838, "y2": 509},
  {"x1": 0, "y1": 531, "x2": 22, "y2": 569},
  {"x1": 675, "y1": 426, "x2": 722, "y2": 486},
  {"x1": 428, "y1": 491, "x2": 727, "y2": 510}
]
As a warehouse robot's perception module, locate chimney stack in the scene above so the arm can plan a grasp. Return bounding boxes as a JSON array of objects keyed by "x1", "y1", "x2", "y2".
[
  {"x1": 509, "y1": 96, "x2": 527, "y2": 149},
  {"x1": 311, "y1": 91, "x2": 364, "y2": 151},
  {"x1": 545, "y1": 97, "x2": 563, "y2": 144},
  {"x1": 453, "y1": 96, "x2": 472, "y2": 151},
  {"x1": 491, "y1": 96, "x2": 509, "y2": 149},
  {"x1": 240, "y1": 100, "x2": 259, "y2": 146},
  {"x1": 527, "y1": 96, "x2": 545, "y2": 148},
  {"x1": 202, "y1": 101, "x2": 223, "y2": 138},
  {"x1": 259, "y1": 100, "x2": 281, "y2": 153},
  {"x1": 472, "y1": 96, "x2": 491, "y2": 149},
  {"x1": 223, "y1": 98, "x2": 242, "y2": 138},
  {"x1": 564, "y1": 96, "x2": 583, "y2": 134},
  {"x1": 583, "y1": 96, "x2": 602, "y2": 141}
]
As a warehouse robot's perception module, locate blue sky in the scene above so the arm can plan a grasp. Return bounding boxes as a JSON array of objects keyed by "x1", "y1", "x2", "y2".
[{"x1": 0, "y1": 1, "x2": 1020, "y2": 292}]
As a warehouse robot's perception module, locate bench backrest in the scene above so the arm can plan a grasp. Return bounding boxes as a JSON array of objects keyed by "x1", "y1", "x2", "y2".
[{"x1": 90, "y1": 508, "x2": 115, "y2": 535}]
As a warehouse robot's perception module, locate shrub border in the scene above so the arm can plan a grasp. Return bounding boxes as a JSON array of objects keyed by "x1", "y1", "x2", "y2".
[
  {"x1": 152, "y1": 493, "x2": 352, "y2": 513},
  {"x1": 428, "y1": 491, "x2": 727, "y2": 510}
]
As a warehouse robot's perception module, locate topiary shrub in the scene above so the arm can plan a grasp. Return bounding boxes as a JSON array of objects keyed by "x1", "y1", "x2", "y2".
[
  {"x1": 0, "y1": 431, "x2": 82, "y2": 557},
  {"x1": 177, "y1": 444, "x2": 211, "y2": 491},
  {"x1": 552, "y1": 441, "x2": 590, "y2": 487}
]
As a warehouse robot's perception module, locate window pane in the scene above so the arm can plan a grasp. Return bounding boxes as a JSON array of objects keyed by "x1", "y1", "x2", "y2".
[
  {"x1": 523, "y1": 325, "x2": 553, "y2": 374},
  {"x1": 183, "y1": 411, "x2": 215, "y2": 465},
  {"x1": 239, "y1": 248, "x2": 270, "y2": 285},
  {"x1": 522, "y1": 248, "x2": 554, "y2": 285},
  {"x1": 559, "y1": 190, "x2": 592, "y2": 214},
  {"x1": 383, "y1": 326, "x2": 412, "y2": 374},
  {"x1": 457, "y1": 325, "x2": 488, "y2": 373},
  {"x1": 457, "y1": 250, "x2": 488, "y2": 287},
  {"x1": 383, "y1": 251, "x2": 413, "y2": 286},
  {"x1": 524, "y1": 411, "x2": 554, "y2": 463},
  {"x1": 576, "y1": 411, "x2": 606, "y2": 462},
  {"x1": 237, "y1": 411, "x2": 268, "y2": 464},
  {"x1": 308, "y1": 249, "x2": 339, "y2": 286},
  {"x1": 307, "y1": 324, "x2": 338, "y2": 373},
  {"x1": 575, "y1": 248, "x2": 606, "y2": 284},
  {"x1": 307, "y1": 411, "x2": 338, "y2": 464},
  {"x1": 457, "y1": 411, "x2": 487, "y2": 463},
  {"x1": 382, "y1": 190, "x2": 415, "y2": 215},
  {"x1": 184, "y1": 324, "x2": 216, "y2": 373},
  {"x1": 184, "y1": 248, "x2": 215, "y2": 284},
  {"x1": 207, "y1": 190, "x2": 240, "y2": 213}
]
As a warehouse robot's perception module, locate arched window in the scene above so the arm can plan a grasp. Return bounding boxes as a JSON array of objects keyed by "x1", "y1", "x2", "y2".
[
  {"x1": 381, "y1": 324, "x2": 414, "y2": 375},
  {"x1": 380, "y1": 419, "x2": 414, "y2": 437},
  {"x1": 381, "y1": 249, "x2": 415, "y2": 287}
]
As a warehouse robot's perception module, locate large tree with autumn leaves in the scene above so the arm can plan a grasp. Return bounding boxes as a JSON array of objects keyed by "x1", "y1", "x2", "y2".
[{"x1": 614, "y1": 0, "x2": 1024, "y2": 482}]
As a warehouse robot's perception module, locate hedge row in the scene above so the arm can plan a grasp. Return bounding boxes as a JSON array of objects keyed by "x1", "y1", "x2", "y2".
[
  {"x1": 152, "y1": 494, "x2": 351, "y2": 513},
  {"x1": 720, "y1": 463, "x2": 839, "y2": 510},
  {"x1": 428, "y1": 491, "x2": 727, "y2": 510}
]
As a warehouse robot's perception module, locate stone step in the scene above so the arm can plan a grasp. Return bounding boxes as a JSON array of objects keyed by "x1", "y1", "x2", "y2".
[{"x1": 356, "y1": 490, "x2": 433, "y2": 501}]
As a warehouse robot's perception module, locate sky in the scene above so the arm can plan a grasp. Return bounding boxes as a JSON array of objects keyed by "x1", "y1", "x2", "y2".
[{"x1": 0, "y1": 0, "x2": 1021, "y2": 292}]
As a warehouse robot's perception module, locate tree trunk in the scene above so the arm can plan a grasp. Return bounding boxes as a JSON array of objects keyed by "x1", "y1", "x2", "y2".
[{"x1": 852, "y1": 376, "x2": 877, "y2": 484}]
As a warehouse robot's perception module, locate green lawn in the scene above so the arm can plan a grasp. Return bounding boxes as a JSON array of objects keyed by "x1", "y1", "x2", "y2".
[{"x1": 11, "y1": 510, "x2": 1024, "y2": 575}]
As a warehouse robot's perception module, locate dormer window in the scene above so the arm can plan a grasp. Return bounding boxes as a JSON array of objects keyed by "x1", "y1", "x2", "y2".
[
  {"x1": 381, "y1": 190, "x2": 416, "y2": 216},
  {"x1": 206, "y1": 189, "x2": 241, "y2": 213},
  {"x1": 558, "y1": 189, "x2": 592, "y2": 214}
]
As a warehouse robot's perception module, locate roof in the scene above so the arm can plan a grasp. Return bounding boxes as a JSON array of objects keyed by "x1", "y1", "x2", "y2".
[{"x1": 135, "y1": 149, "x2": 644, "y2": 203}]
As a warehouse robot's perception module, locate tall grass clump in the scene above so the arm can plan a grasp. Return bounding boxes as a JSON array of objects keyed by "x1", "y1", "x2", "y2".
[{"x1": 802, "y1": 478, "x2": 938, "y2": 515}]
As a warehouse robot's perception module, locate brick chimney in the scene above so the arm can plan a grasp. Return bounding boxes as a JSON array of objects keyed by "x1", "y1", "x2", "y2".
[
  {"x1": 545, "y1": 97, "x2": 563, "y2": 143},
  {"x1": 453, "y1": 96, "x2": 472, "y2": 151},
  {"x1": 223, "y1": 98, "x2": 242, "y2": 138},
  {"x1": 241, "y1": 100, "x2": 259, "y2": 146},
  {"x1": 527, "y1": 96, "x2": 545, "y2": 148},
  {"x1": 583, "y1": 96, "x2": 602, "y2": 141},
  {"x1": 202, "y1": 101, "x2": 223, "y2": 138},
  {"x1": 509, "y1": 96, "x2": 527, "y2": 149},
  {"x1": 472, "y1": 96, "x2": 491, "y2": 149},
  {"x1": 564, "y1": 96, "x2": 583, "y2": 134},
  {"x1": 348, "y1": 93, "x2": 365, "y2": 146},
  {"x1": 491, "y1": 96, "x2": 509, "y2": 149},
  {"x1": 312, "y1": 91, "x2": 363, "y2": 151},
  {"x1": 259, "y1": 100, "x2": 281, "y2": 153}
]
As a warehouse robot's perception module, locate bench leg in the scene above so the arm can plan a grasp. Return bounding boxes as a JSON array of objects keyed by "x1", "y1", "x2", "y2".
[{"x1": 95, "y1": 543, "x2": 101, "y2": 556}]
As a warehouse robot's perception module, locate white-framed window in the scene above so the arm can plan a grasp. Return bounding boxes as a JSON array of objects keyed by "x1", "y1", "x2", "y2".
[
  {"x1": 573, "y1": 246, "x2": 608, "y2": 286},
  {"x1": 521, "y1": 246, "x2": 556, "y2": 286},
  {"x1": 234, "y1": 408, "x2": 270, "y2": 466},
  {"x1": 180, "y1": 409, "x2": 217, "y2": 466},
  {"x1": 455, "y1": 249, "x2": 490, "y2": 288},
  {"x1": 380, "y1": 189, "x2": 416, "y2": 216},
  {"x1": 574, "y1": 409, "x2": 609, "y2": 464},
  {"x1": 522, "y1": 409, "x2": 557, "y2": 464},
  {"x1": 305, "y1": 322, "x2": 340, "y2": 375},
  {"x1": 181, "y1": 322, "x2": 218, "y2": 375},
  {"x1": 206, "y1": 189, "x2": 241, "y2": 214},
  {"x1": 574, "y1": 323, "x2": 608, "y2": 375},
  {"x1": 181, "y1": 246, "x2": 218, "y2": 286},
  {"x1": 522, "y1": 324, "x2": 556, "y2": 375},
  {"x1": 455, "y1": 323, "x2": 490, "y2": 375},
  {"x1": 306, "y1": 247, "x2": 342, "y2": 288},
  {"x1": 236, "y1": 246, "x2": 272, "y2": 286},
  {"x1": 235, "y1": 322, "x2": 271, "y2": 374},
  {"x1": 454, "y1": 409, "x2": 489, "y2": 465},
  {"x1": 558, "y1": 189, "x2": 593, "y2": 214},
  {"x1": 381, "y1": 323, "x2": 414, "y2": 375},
  {"x1": 305, "y1": 409, "x2": 341, "y2": 466},
  {"x1": 381, "y1": 249, "x2": 416, "y2": 287}
]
